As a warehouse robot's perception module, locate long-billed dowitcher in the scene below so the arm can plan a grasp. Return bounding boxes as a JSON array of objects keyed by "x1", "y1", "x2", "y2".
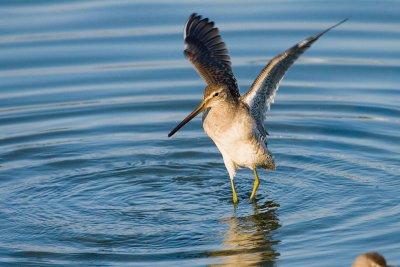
[{"x1": 168, "y1": 13, "x2": 346, "y2": 204}]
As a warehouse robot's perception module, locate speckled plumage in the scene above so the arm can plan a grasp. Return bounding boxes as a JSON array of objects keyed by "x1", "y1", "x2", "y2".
[
  {"x1": 169, "y1": 13, "x2": 346, "y2": 202},
  {"x1": 241, "y1": 18, "x2": 348, "y2": 141}
]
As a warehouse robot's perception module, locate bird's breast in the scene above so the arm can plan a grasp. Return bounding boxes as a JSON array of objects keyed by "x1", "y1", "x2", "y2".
[{"x1": 202, "y1": 106, "x2": 273, "y2": 169}]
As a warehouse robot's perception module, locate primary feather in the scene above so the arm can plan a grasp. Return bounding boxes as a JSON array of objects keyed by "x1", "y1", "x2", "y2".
[{"x1": 184, "y1": 13, "x2": 240, "y2": 98}]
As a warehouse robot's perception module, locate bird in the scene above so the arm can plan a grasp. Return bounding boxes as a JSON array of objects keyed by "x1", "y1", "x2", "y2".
[
  {"x1": 168, "y1": 13, "x2": 347, "y2": 204},
  {"x1": 352, "y1": 252, "x2": 390, "y2": 267}
]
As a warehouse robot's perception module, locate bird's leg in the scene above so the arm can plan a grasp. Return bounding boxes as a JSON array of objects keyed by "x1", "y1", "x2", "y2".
[
  {"x1": 230, "y1": 178, "x2": 238, "y2": 204},
  {"x1": 250, "y1": 167, "x2": 260, "y2": 200},
  {"x1": 222, "y1": 156, "x2": 239, "y2": 204}
]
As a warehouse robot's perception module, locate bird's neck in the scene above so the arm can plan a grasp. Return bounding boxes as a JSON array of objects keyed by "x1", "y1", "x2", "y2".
[
  {"x1": 202, "y1": 98, "x2": 239, "y2": 133},
  {"x1": 216, "y1": 98, "x2": 238, "y2": 116}
]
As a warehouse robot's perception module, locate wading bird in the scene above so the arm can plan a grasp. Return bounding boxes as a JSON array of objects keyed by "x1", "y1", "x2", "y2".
[{"x1": 168, "y1": 13, "x2": 346, "y2": 204}]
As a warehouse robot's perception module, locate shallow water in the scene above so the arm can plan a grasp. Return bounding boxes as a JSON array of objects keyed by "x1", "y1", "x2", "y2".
[{"x1": 1, "y1": 1, "x2": 399, "y2": 266}]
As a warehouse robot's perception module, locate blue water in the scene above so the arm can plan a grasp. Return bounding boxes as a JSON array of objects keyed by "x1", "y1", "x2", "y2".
[{"x1": 1, "y1": 1, "x2": 399, "y2": 266}]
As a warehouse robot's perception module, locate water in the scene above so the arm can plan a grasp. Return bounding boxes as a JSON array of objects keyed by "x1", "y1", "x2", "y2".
[{"x1": 1, "y1": 1, "x2": 399, "y2": 266}]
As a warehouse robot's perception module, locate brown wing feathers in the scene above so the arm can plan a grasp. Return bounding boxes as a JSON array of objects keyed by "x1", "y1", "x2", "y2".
[{"x1": 184, "y1": 13, "x2": 240, "y2": 98}]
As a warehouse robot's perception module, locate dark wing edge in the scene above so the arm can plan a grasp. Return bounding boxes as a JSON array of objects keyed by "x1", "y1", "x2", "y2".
[
  {"x1": 242, "y1": 18, "x2": 348, "y2": 140},
  {"x1": 184, "y1": 13, "x2": 240, "y2": 98}
]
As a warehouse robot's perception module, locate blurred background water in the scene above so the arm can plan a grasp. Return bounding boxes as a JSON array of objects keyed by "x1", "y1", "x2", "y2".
[{"x1": 0, "y1": 0, "x2": 399, "y2": 266}]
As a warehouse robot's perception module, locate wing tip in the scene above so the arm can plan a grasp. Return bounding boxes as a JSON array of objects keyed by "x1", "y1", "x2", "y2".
[
  {"x1": 326, "y1": 17, "x2": 349, "y2": 32},
  {"x1": 184, "y1": 13, "x2": 219, "y2": 39},
  {"x1": 184, "y1": 13, "x2": 210, "y2": 39},
  {"x1": 314, "y1": 17, "x2": 349, "y2": 39},
  {"x1": 296, "y1": 17, "x2": 348, "y2": 49},
  {"x1": 183, "y1": 13, "x2": 232, "y2": 64}
]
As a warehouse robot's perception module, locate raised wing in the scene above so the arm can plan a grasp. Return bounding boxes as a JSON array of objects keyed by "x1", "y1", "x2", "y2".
[
  {"x1": 242, "y1": 19, "x2": 347, "y2": 139},
  {"x1": 184, "y1": 13, "x2": 240, "y2": 98}
]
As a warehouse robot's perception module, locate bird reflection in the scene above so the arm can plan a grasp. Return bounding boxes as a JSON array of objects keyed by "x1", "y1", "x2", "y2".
[{"x1": 210, "y1": 200, "x2": 281, "y2": 266}]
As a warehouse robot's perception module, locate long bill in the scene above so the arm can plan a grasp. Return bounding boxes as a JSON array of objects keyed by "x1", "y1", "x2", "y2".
[{"x1": 168, "y1": 100, "x2": 206, "y2": 137}]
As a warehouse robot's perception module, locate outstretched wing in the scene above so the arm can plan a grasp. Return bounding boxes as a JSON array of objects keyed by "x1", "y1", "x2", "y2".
[
  {"x1": 241, "y1": 19, "x2": 347, "y2": 140},
  {"x1": 184, "y1": 13, "x2": 240, "y2": 98}
]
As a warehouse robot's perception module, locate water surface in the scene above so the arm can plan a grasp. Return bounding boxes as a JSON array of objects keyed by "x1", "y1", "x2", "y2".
[{"x1": 1, "y1": 1, "x2": 399, "y2": 266}]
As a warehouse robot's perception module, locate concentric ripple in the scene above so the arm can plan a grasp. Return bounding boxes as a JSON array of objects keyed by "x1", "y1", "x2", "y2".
[{"x1": 0, "y1": 1, "x2": 399, "y2": 266}]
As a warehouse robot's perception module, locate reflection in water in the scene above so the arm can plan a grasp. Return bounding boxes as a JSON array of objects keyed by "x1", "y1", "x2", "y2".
[{"x1": 211, "y1": 200, "x2": 281, "y2": 266}]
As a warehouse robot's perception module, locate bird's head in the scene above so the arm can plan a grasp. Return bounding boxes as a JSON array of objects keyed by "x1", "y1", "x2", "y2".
[
  {"x1": 202, "y1": 84, "x2": 230, "y2": 108},
  {"x1": 168, "y1": 84, "x2": 231, "y2": 137}
]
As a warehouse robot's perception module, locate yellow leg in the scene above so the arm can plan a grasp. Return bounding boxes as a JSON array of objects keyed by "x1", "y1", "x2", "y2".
[
  {"x1": 230, "y1": 179, "x2": 239, "y2": 204},
  {"x1": 250, "y1": 167, "x2": 260, "y2": 200}
]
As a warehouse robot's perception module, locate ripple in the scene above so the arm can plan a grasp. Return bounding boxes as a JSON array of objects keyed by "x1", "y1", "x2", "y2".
[{"x1": 1, "y1": 1, "x2": 400, "y2": 267}]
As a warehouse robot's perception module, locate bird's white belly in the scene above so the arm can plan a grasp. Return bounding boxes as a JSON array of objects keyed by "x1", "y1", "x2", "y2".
[
  {"x1": 204, "y1": 116, "x2": 264, "y2": 169},
  {"x1": 220, "y1": 138, "x2": 259, "y2": 168}
]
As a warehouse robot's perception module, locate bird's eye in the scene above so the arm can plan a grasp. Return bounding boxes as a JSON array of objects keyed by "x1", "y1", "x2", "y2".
[{"x1": 214, "y1": 92, "x2": 219, "y2": 97}]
